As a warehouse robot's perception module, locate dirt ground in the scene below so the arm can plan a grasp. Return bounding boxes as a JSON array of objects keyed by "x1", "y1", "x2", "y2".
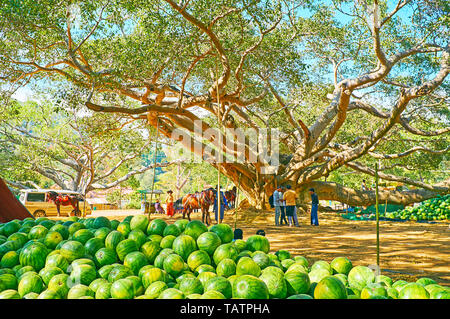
[{"x1": 89, "y1": 207, "x2": 450, "y2": 287}]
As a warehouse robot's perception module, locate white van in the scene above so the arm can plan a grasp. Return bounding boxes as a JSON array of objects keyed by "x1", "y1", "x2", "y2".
[{"x1": 19, "y1": 189, "x2": 91, "y2": 218}]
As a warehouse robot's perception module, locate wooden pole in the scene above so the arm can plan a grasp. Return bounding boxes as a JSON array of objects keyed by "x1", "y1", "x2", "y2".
[
  {"x1": 148, "y1": 118, "x2": 160, "y2": 220},
  {"x1": 375, "y1": 162, "x2": 380, "y2": 268},
  {"x1": 234, "y1": 173, "x2": 242, "y2": 230},
  {"x1": 215, "y1": 55, "x2": 221, "y2": 224}
]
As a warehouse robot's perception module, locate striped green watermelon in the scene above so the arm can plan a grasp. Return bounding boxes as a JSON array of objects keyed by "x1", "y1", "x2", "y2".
[
  {"x1": 178, "y1": 277, "x2": 203, "y2": 296},
  {"x1": 68, "y1": 222, "x2": 86, "y2": 236},
  {"x1": 110, "y1": 278, "x2": 135, "y2": 299},
  {"x1": 187, "y1": 250, "x2": 211, "y2": 271},
  {"x1": 314, "y1": 276, "x2": 348, "y2": 299},
  {"x1": 333, "y1": 273, "x2": 348, "y2": 287},
  {"x1": 172, "y1": 234, "x2": 197, "y2": 261},
  {"x1": 209, "y1": 224, "x2": 234, "y2": 244},
  {"x1": 68, "y1": 263, "x2": 97, "y2": 286},
  {"x1": 14, "y1": 266, "x2": 35, "y2": 279},
  {"x1": 416, "y1": 277, "x2": 436, "y2": 286},
  {"x1": 216, "y1": 258, "x2": 236, "y2": 278},
  {"x1": 147, "y1": 219, "x2": 167, "y2": 236},
  {"x1": 145, "y1": 281, "x2": 168, "y2": 298},
  {"x1": 174, "y1": 219, "x2": 189, "y2": 233},
  {"x1": 163, "y1": 253, "x2": 185, "y2": 277},
  {"x1": 130, "y1": 215, "x2": 149, "y2": 233},
  {"x1": 0, "y1": 273, "x2": 18, "y2": 290},
  {"x1": 232, "y1": 239, "x2": 247, "y2": 252},
  {"x1": 92, "y1": 217, "x2": 111, "y2": 229},
  {"x1": 19, "y1": 241, "x2": 49, "y2": 271},
  {"x1": 94, "y1": 247, "x2": 117, "y2": 267},
  {"x1": 360, "y1": 283, "x2": 388, "y2": 299},
  {"x1": 285, "y1": 270, "x2": 311, "y2": 295},
  {"x1": 124, "y1": 251, "x2": 148, "y2": 275},
  {"x1": 105, "y1": 230, "x2": 125, "y2": 251},
  {"x1": 376, "y1": 275, "x2": 393, "y2": 287},
  {"x1": 281, "y1": 259, "x2": 295, "y2": 271},
  {"x1": 158, "y1": 288, "x2": 185, "y2": 299},
  {"x1": 1, "y1": 251, "x2": 19, "y2": 268},
  {"x1": 348, "y1": 266, "x2": 375, "y2": 291},
  {"x1": 213, "y1": 243, "x2": 239, "y2": 265},
  {"x1": 183, "y1": 220, "x2": 208, "y2": 240},
  {"x1": 60, "y1": 241, "x2": 85, "y2": 263},
  {"x1": 141, "y1": 267, "x2": 167, "y2": 289},
  {"x1": 252, "y1": 252, "x2": 271, "y2": 269},
  {"x1": 330, "y1": 257, "x2": 353, "y2": 275},
  {"x1": 84, "y1": 237, "x2": 105, "y2": 256},
  {"x1": 127, "y1": 230, "x2": 147, "y2": 249},
  {"x1": 7, "y1": 232, "x2": 28, "y2": 248},
  {"x1": 98, "y1": 264, "x2": 116, "y2": 280},
  {"x1": 163, "y1": 224, "x2": 181, "y2": 237},
  {"x1": 126, "y1": 275, "x2": 145, "y2": 296},
  {"x1": 116, "y1": 239, "x2": 138, "y2": 262},
  {"x1": 94, "y1": 227, "x2": 111, "y2": 242},
  {"x1": 2, "y1": 221, "x2": 21, "y2": 237},
  {"x1": 197, "y1": 272, "x2": 217, "y2": 287},
  {"x1": 67, "y1": 284, "x2": 95, "y2": 299},
  {"x1": 28, "y1": 225, "x2": 49, "y2": 240},
  {"x1": 160, "y1": 235, "x2": 176, "y2": 249},
  {"x1": 116, "y1": 222, "x2": 132, "y2": 237},
  {"x1": 107, "y1": 265, "x2": 134, "y2": 283},
  {"x1": 18, "y1": 272, "x2": 44, "y2": 297},
  {"x1": 201, "y1": 290, "x2": 225, "y2": 299},
  {"x1": 311, "y1": 260, "x2": 333, "y2": 273},
  {"x1": 72, "y1": 229, "x2": 94, "y2": 245},
  {"x1": 45, "y1": 253, "x2": 69, "y2": 272},
  {"x1": 260, "y1": 266, "x2": 287, "y2": 299},
  {"x1": 39, "y1": 220, "x2": 55, "y2": 230},
  {"x1": 308, "y1": 268, "x2": 331, "y2": 283},
  {"x1": 232, "y1": 275, "x2": 269, "y2": 299},
  {"x1": 140, "y1": 241, "x2": 161, "y2": 264},
  {"x1": 204, "y1": 276, "x2": 232, "y2": 298},
  {"x1": 43, "y1": 231, "x2": 64, "y2": 250},
  {"x1": 37, "y1": 289, "x2": 60, "y2": 299},
  {"x1": 0, "y1": 289, "x2": 21, "y2": 299},
  {"x1": 275, "y1": 250, "x2": 291, "y2": 261},
  {"x1": 246, "y1": 235, "x2": 270, "y2": 254},
  {"x1": 399, "y1": 283, "x2": 430, "y2": 299},
  {"x1": 47, "y1": 273, "x2": 70, "y2": 298},
  {"x1": 38, "y1": 266, "x2": 64, "y2": 286},
  {"x1": 23, "y1": 292, "x2": 39, "y2": 299},
  {"x1": 195, "y1": 264, "x2": 216, "y2": 275},
  {"x1": 89, "y1": 278, "x2": 108, "y2": 293},
  {"x1": 110, "y1": 220, "x2": 120, "y2": 230},
  {"x1": 236, "y1": 257, "x2": 262, "y2": 277},
  {"x1": 95, "y1": 281, "x2": 112, "y2": 299},
  {"x1": 287, "y1": 294, "x2": 313, "y2": 299},
  {"x1": 196, "y1": 231, "x2": 222, "y2": 256}
]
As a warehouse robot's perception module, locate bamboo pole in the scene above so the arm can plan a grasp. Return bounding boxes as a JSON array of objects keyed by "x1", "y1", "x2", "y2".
[
  {"x1": 234, "y1": 173, "x2": 242, "y2": 230},
  {"x1": 375, "y1": 162, "x2": 380, "y2": 268},
  {"x1": 148, "y1": 117, "x2": 160, "y2": 221}
]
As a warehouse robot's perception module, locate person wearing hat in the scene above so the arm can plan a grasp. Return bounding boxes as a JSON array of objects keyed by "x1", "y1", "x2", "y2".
[
  {"x1": 165, "y1": 190, "x2": 174, "y2": 217},
  {"x1": 309, "y1": 188, "x2": 319, "y2": 226}
]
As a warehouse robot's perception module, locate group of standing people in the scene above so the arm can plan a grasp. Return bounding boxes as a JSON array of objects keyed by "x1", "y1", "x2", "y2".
[{"x1": 272, "y1": 186, "x2": 319, "y2": 227}]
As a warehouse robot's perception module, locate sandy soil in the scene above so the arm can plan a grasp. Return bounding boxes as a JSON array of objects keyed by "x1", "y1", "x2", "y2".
[{"x1": 89, "y1": 208, "x2": 450, "y2": 286}]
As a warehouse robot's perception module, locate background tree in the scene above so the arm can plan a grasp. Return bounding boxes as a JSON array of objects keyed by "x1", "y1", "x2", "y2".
[
  {"x1": 0, "y1": 98, "x2": 182, "y2": 194},
  {"x1": 0, "y1": 0, "x2": 448, "y2": 208}
]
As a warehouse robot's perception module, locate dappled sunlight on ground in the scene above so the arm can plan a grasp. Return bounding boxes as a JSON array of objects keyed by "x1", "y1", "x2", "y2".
[{"x1": 88, "y1": 207, "x2": 450, "y2": 286}]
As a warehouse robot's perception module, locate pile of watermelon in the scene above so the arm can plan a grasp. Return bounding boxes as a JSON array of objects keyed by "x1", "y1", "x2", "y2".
[
  {"x1": 0, "y1": 215, "x2": 449, "y2": 299},
  {"x1": 385, "y1": 195, "x2": 450, "y2": 221}
]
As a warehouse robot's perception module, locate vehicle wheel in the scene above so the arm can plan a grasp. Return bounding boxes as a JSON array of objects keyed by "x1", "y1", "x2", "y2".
[{"x1": 33, "y1": 210, "x2": 46, "y2": 217}]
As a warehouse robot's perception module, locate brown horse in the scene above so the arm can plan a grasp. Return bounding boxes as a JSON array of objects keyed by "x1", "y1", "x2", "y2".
[
  {"x1": 181, "y1": 188, "x2": 216, "y2": 225},
  {"x1": 47, "y1": 191, "x2": 81, "y2": 217},
  {"x1": 224, "y1": 186, "x2": 237, "y2": 209}
]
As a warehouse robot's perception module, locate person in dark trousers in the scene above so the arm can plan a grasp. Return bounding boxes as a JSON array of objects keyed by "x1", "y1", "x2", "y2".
[
  {"x1": 213, "y1": 188, "x2": 228, "y2": 224},
  {"x1": 309, "y1": 188, "x2": 319, "y2": 226},
  {"x1": 279, "y1": 186, "x2": 289, "y2": 225}
]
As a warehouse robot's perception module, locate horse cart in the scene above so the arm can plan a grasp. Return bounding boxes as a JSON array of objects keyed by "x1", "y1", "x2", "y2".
[{"x1": 19, "y1": 189, "x2": 91, "y2": 218}]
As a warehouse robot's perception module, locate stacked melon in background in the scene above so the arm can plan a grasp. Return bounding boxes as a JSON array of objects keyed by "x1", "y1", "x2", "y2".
[{"x1": 0, "y1": 215, "x2": 449, "y2": 299}]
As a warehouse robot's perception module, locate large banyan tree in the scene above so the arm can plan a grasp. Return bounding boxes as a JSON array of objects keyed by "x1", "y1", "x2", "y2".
[{"x1": 1, "y1": 0, "x2": 449, "y2": 207}]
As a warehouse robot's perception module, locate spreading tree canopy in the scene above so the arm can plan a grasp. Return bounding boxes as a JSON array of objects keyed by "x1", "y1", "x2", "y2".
[{"x1": 0, "y1": 0, "x2": 448, "y2": 207}]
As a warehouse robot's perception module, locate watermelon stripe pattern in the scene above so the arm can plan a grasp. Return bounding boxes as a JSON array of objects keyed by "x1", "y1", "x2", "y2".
[{"x1": 1, "y1": 216, "x2": 449, "y2": 300}]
